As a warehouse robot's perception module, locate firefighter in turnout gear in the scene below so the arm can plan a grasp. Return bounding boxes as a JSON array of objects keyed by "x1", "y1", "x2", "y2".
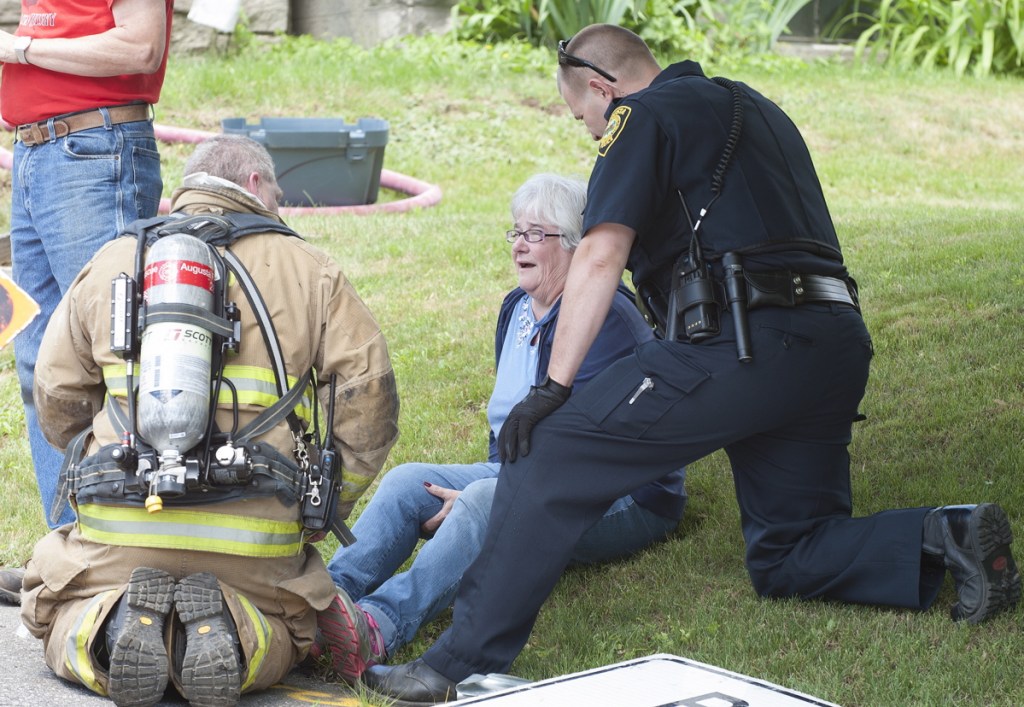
[{"x1": 20, "y1": 135, "x2": 400, "y2": 707}]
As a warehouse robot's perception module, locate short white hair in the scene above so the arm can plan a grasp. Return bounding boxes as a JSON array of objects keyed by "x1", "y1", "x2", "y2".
[
  {"x1": 510, "y1": 173, "x2": 588, "y2": 251},
  {"x1": 184, "y1": 134, "x2": 278, "y2": 189}
]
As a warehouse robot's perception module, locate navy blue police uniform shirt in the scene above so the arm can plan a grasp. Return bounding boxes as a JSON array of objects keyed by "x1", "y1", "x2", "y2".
[{"x1": 581, "y1": 61, "x2": 848, "y2": 301}]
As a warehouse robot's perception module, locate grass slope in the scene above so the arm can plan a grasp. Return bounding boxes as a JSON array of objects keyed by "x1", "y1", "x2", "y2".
[{"x1": 1, "y1": 36, "x2": 1021, "y2": 705}]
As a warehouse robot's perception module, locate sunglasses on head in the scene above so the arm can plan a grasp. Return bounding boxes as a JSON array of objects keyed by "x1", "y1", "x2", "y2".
[{"x1": 557, "y1": 38, "x2": 617, "y2": 83}]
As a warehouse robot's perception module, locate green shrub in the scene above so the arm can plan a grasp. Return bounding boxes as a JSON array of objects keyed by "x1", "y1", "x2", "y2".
[
  {"x1": 453, "y1": 0, "x2": 816, "y2": 66},
  {"x1": 544, "y1": 0, "x2": 644, "y2": 43},
  {"x1": 689, "y1": 0, "x2": 816, "y2": 54},
  {"x1": 627, "y1": 1, "x2": 712, "y2": 61},
  {"x1": 453, "y1": 0, "x2": 643, "y2": 46},
  {"x1": 833, "y1": 0, "x2": 1024, "y2": 76}
]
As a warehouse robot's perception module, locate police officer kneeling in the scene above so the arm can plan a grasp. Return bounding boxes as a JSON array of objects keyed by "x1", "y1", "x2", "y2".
[
  {"x1": 21, "y1": 135, "x2": 399, "y2": 707},
  {"x1": 363, "y1": 24, "x2": 1022, "y2": 705}
]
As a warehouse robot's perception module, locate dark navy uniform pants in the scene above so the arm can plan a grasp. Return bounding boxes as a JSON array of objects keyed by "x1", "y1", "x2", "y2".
[{"x1": 423, "y1": 303, "x2": 943, "y2": 680}]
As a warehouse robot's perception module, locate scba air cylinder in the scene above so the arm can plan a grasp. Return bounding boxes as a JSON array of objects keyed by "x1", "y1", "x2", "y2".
[{"x1": 138, "y1": 234, "x2": 216, "y2": 459}]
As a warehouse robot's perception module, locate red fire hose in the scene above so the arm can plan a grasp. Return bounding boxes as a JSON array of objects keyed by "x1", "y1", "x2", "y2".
[{"x1": 1, "y1": 122, "x2": 442, "y2": 216}]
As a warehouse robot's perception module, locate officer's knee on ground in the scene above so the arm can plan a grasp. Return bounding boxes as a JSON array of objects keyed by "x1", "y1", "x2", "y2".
[{"x1": 746, "y1": 564, "x2": 792, "y2": 600}]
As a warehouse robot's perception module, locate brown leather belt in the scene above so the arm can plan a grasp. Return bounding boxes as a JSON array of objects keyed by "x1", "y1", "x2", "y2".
[{"x1": 16, "y1": 103, "x2": 152, "y2": 147}]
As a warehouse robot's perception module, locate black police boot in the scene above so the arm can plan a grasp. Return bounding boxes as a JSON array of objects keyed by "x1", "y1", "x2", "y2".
[
  {"x1": 922, "y1": 503, "x2": 1022, "y2": 624},
  {"x1": 174, "y1": 573, "x2": 242, "y2": 707},
  {"x1": 107, "y1": 567, "x2": 176, "y2": 707},
  {"x1": 361, "y1": 659, "x2": 458, "y2": 706}
]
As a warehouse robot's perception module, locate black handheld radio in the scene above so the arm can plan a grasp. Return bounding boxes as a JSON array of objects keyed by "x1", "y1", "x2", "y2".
[{"x1": 667, "y1": 77, "x2": 752, "y2": 362}]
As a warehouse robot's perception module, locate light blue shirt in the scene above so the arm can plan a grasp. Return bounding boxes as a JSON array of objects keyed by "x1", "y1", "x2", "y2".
[{"x1": 486, "y1": 294, "x2": 548, "y2": 443}]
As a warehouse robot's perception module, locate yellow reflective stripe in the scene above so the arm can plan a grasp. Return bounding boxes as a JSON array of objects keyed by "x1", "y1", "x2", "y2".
[
  {"x1": 221, "y1": 375, "x2": 281, "y2": 408},
  {"x1": 102, "y1": 363, "x2": 140, "y2": 398},
  {"x1": 221, "y1": 366, "x2": 314, "y2": 421},
  {"x1": 77, "y1": 504, "x2": 303, "y2": 558},
  {"x1": 65, "y1": 589, "x2": 117, "y2": 696},
  {"x1": 101, "y1": 364, "x2": 313, "y2": 423},
  {"x1": 237, "y1": 593, "x2": 272, "y2": 691},
  {"x1": 340, "y1": 473, "x2": 373, "y2": 503},
  {"x1": 223, "y1": 364, "x2": 275, "y2": 384}
]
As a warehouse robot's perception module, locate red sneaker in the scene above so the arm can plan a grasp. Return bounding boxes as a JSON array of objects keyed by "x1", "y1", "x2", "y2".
[{"x1": 311, "y1": 587, "x2": 386, "y2": 683}]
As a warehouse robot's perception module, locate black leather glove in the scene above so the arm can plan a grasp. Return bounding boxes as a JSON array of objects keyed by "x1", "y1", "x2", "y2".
[{"x1": 498, "y1": 375, "x2": 572, "y2": 462}]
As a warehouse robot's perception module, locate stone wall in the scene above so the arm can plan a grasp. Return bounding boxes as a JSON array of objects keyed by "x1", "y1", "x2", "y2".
[
  {"x1": 290, "y1": 0, "x2": 457, "y2": 47},
  {"x1": 0, "y1": 1, "x2": 852, "y2": 48},
  {"x1": 173, "y1": 0, "x2": 289, "y2": 53},
  {"x1": 0, "y1": 1, "x2": 289, "y2": 53},
  {"x1": 0, "y1": 0, "x2": 455, "y2": 52}
]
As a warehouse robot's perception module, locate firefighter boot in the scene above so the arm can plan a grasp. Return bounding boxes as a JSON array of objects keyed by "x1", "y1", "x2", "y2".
[
  {"x1": 174, "y1": 573, "x2": 242, "y2": 707},
  {"x1": 0, "y1": 566, "x2": 24, "y2": 605},
  {"x1": 107, "y1": 567, "x2": 176, "y2": 707}
]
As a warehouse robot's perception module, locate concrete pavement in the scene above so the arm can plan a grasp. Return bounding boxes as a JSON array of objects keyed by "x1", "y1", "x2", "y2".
[{"x1": 0, "y1": 602, "x2": 370, "y2": 707}]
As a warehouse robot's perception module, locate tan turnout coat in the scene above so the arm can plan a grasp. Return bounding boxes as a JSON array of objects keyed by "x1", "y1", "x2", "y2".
[{"x1": 21, "y1": 183, "x2": 399, "y2": 695}]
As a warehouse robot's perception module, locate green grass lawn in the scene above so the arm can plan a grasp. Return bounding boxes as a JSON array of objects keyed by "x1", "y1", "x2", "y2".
[{"x1": 1, "y1": 35, "x2": 1022, "y2": 705}]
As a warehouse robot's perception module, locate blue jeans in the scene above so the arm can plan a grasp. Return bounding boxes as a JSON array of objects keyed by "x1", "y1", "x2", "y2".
[
  {"x1": 326, "y1": 461, "x2": 680, "y2": 656},
  {"x1": 11, "y1": 115, "x2": 162, "y2": 527}
]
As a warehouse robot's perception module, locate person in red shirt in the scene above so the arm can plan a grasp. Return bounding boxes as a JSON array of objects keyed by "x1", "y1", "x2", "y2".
[{"x1": 0, "y1": 0, "x2": 174, "y2": 605}]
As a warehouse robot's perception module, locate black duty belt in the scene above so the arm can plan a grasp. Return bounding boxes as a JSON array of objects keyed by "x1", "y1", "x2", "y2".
[
  {"x1": 633, "y1": 268, "x2": 860, "y2": 351},
  {"x1": 742, "y1": 270, "x2": 858, "y2": 311},
  {"x1": 790, "y1": 273, "x2": 856, "y2": 307}
]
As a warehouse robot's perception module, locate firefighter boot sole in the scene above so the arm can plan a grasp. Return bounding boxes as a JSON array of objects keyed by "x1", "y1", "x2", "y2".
[
  {"x1": 175, "y1": 572, "x2": 242, "y2": 707},
  {"x1": 108, "y1": 567, "x2": 175, "y2": 707}
]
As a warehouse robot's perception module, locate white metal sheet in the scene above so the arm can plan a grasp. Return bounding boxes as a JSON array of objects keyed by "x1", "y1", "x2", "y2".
[{"x1": 452, "y1": 653, "x2": 841, "y2": 707}]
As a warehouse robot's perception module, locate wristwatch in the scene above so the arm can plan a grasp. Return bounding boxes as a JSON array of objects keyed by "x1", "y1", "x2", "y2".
[{"x1": 13, "y1": 35, "x2": 32, "y2": 65}]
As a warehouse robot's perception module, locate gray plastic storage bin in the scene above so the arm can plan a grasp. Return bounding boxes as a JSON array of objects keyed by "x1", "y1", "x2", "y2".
[{"x1": 221, "y1": 117, "x2": 389, "y2": 207}]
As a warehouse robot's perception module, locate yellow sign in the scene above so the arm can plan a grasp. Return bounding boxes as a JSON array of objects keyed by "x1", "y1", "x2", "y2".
[{"x1": 0, "y1": 272, "x2": 39, "y2": 349}]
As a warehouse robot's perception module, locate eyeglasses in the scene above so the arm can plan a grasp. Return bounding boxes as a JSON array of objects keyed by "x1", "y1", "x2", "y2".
[
  {"x1": 558, "y1": 38, "x2": 617, "y2": 83},
  {"x1": 505, "y1": 229, "x2": 562, "y2": 244}
]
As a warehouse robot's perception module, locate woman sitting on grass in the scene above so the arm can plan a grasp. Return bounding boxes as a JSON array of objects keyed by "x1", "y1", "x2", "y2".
[{"x1": 311, "y1": 173, "x2": 688, "y2": 683}]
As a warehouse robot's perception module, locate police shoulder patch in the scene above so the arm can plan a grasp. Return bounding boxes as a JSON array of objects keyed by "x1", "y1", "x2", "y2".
[{"x1": 598, "y1": 105, "x2": 631, "y2": 157}]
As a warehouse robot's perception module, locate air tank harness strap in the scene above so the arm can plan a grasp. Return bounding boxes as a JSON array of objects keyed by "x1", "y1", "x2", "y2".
[
  {"x1": 143, "y1": 301, "x2": 236, "y2": 339},
  {"x1": 48, "y1": 425, "x2": 93, "y2": 526},
  {"x1": 67, "y1": 443, "x2": 305, "y2": 509},
  {"x1": 63, "y1": 398, "x2": 308, "y2": 509},
  {"x1": 45, "y1": 374, "x2": 312, "y2": 518},
  {"x1": 233, "y1": 371, "x2": 311, "y2": 442},
  {"x1": 105, "y1": 370, "x2": 310, "y2": 457},
  {"x1": 220, "y1": 248, "x2": 304, "y2": 440}
]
